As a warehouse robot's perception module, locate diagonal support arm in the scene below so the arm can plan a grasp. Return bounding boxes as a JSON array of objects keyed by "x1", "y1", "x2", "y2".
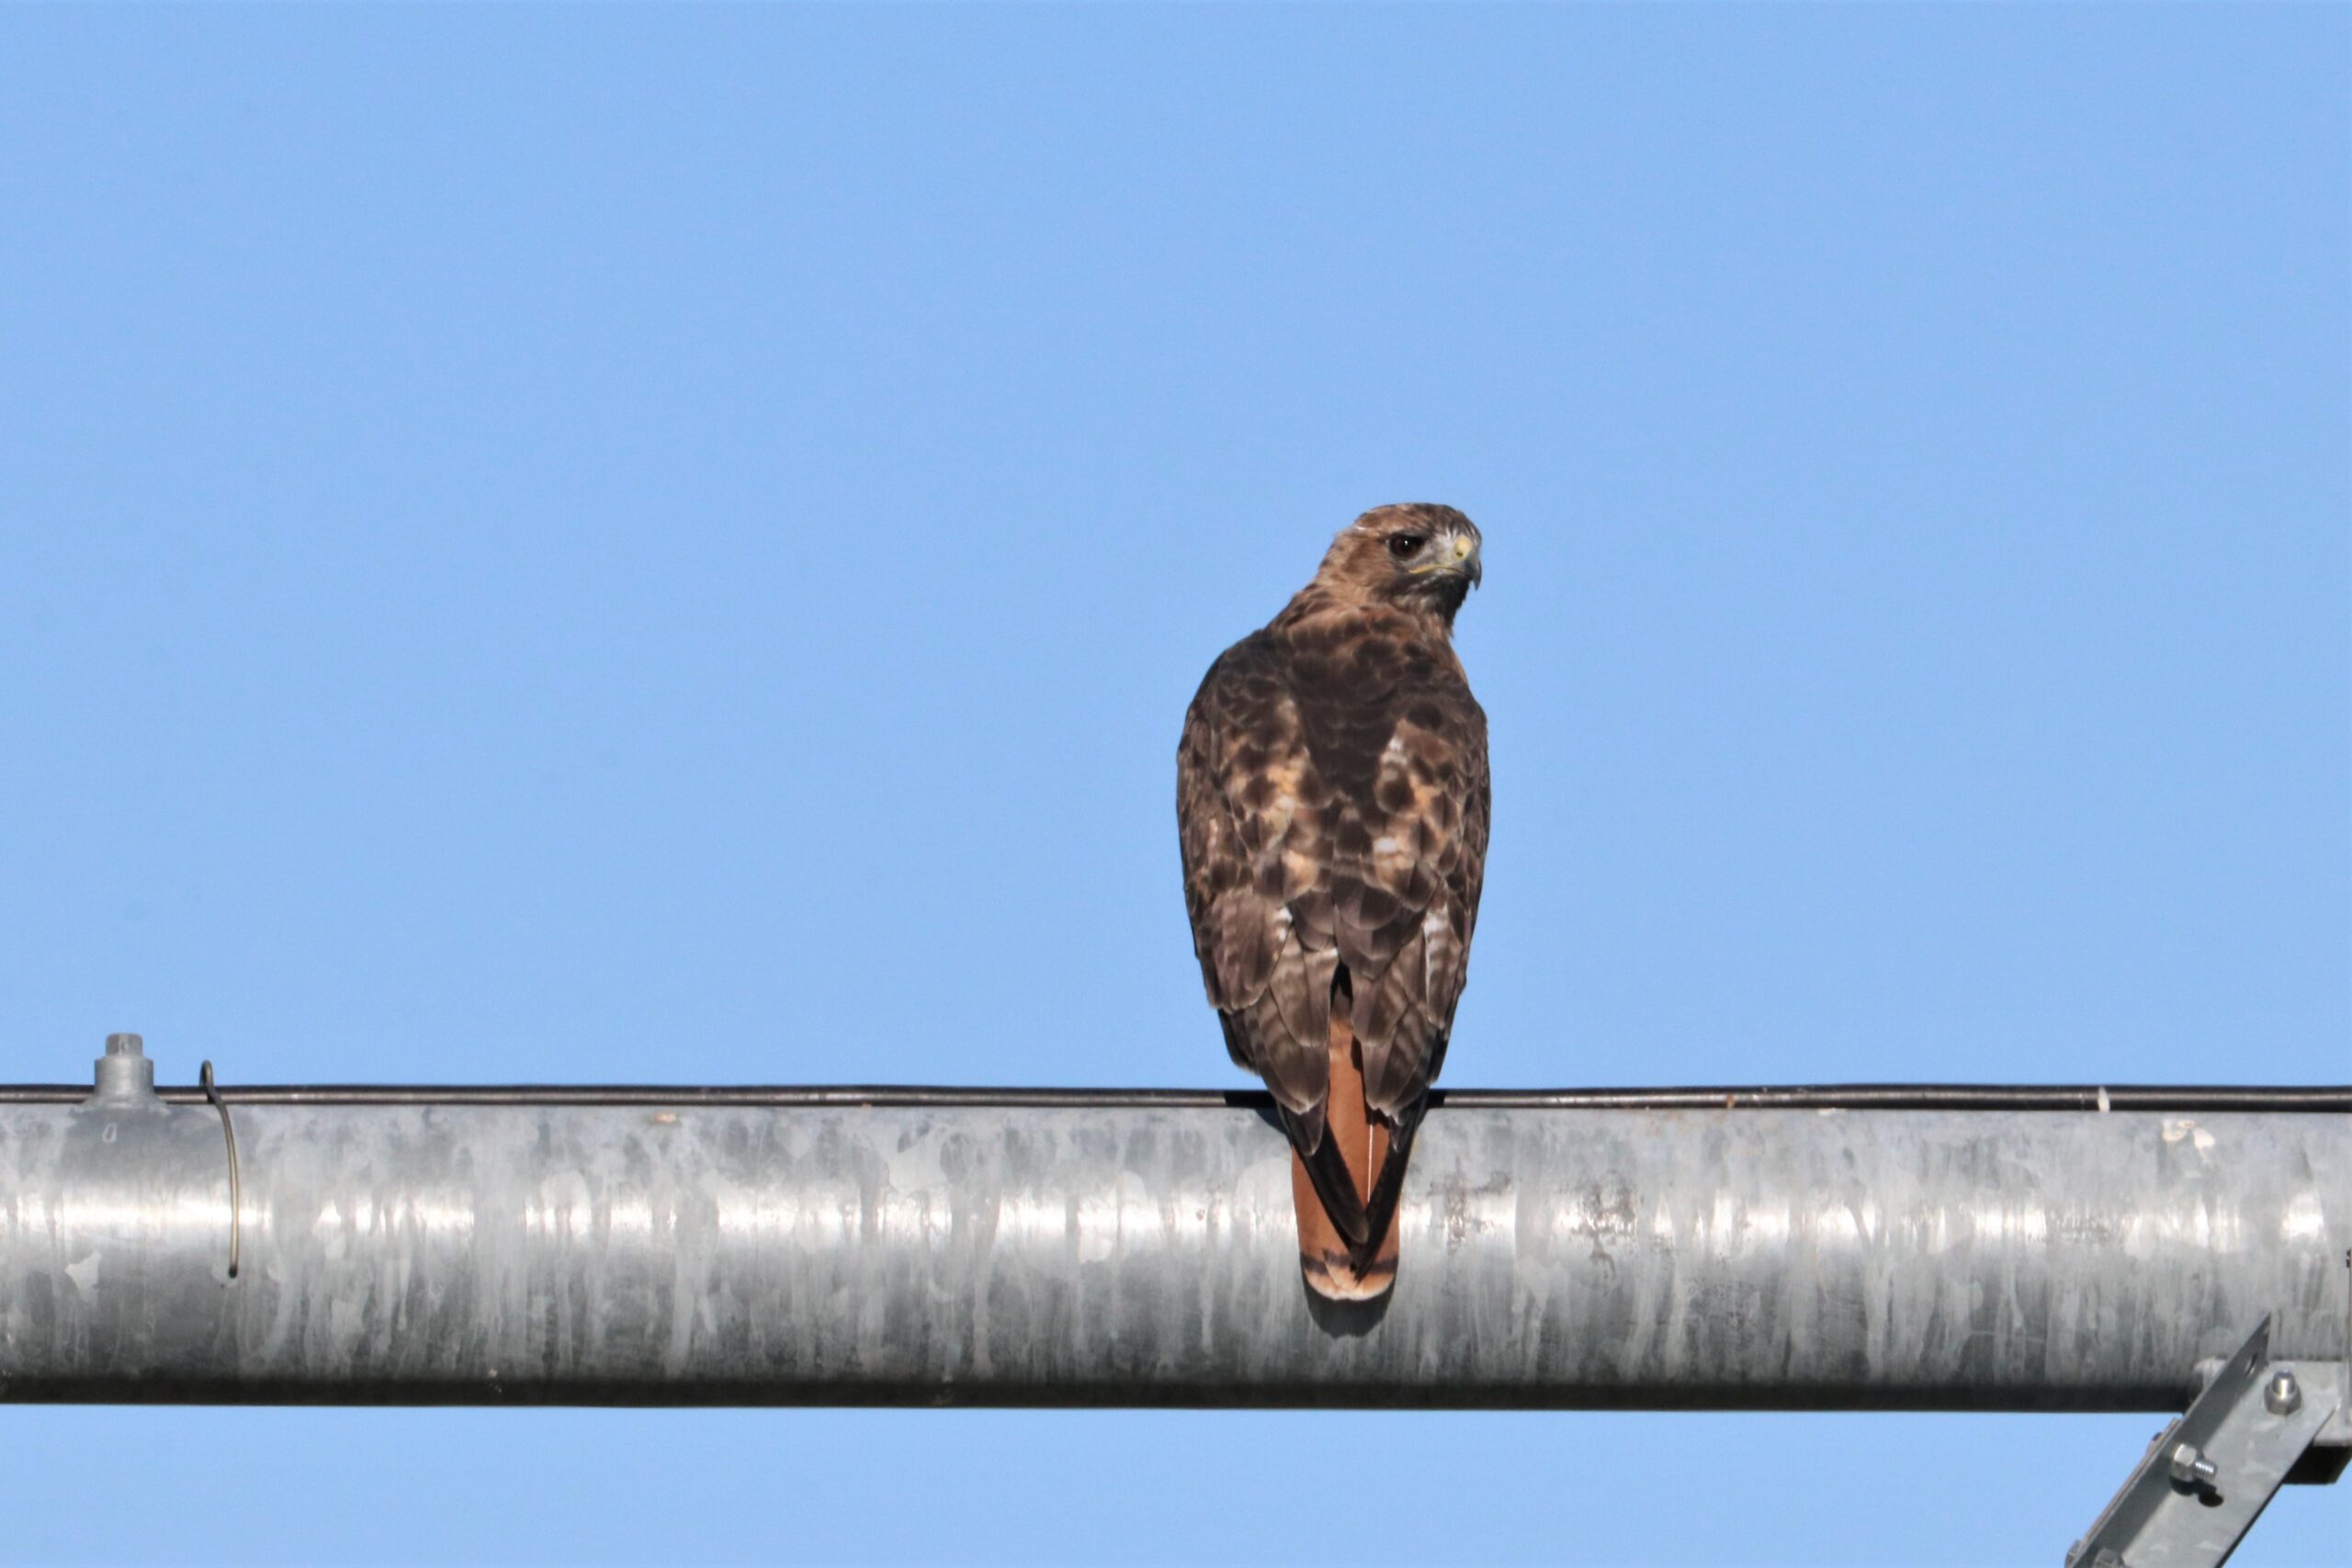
[{"x1": 2068, "y1": 1314, "x2": 2346, "y2": 1568}]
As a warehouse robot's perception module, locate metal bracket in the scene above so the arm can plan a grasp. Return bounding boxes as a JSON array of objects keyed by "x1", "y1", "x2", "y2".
[
  {"x1": 2066, "y1": 1315, "x2": 2346, "y2": 1568},
  {"x1": 83, "y1": 1035, "x2": 245, "y2": 1284}
]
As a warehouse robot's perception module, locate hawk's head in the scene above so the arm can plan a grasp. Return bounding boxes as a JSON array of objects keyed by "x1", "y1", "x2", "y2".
[{"x1": 1316, "y1": 503, "x2": 1483, "y2": 623}]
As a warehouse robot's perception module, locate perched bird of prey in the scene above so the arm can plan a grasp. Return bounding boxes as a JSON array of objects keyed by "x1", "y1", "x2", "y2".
[{"x1": 1178, "y1": 504, "x2": 1489, "y2": 1301}]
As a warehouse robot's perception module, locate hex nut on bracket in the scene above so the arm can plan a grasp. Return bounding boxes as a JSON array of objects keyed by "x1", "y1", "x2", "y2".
[
  {"x1": 2263, "y1": 1370, "x2": 2301, "y2": 1416},
  {"x1": 2167, "y1": 1442, "x2": 2219, "y2": 1487}
]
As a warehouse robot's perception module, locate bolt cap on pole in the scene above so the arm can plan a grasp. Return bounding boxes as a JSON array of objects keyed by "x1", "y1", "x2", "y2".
[{"x1": 91, "y1": 1032, "x2": 156, "y2": 1103}]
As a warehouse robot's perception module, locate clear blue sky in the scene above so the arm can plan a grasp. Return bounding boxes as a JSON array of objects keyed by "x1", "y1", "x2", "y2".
[{"x1": 1, "y1": 6, "x2": 2345, "y2": 1564}]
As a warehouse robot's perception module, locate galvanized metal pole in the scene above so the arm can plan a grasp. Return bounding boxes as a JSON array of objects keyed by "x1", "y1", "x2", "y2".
[{"x1": 1, "y1": 1039, "x2": 2344, "y2": 1413}]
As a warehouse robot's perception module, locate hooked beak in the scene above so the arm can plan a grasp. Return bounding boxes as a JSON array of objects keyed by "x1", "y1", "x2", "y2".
[{"x1": 1451, "y1": 531, "x2": 1482, "y2": 589}]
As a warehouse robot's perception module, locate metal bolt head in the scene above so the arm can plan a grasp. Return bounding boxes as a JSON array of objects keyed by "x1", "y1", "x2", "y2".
[
  {"x1": 2264, "y1": 1369, "x2": 2302, "y2": 1416},
  {"x1": 2168, "y1": 1442, "x2": 2219, "y2": 1487}
]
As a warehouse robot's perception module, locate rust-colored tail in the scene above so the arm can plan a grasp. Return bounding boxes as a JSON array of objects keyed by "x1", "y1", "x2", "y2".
[{"x1": 1289, "y1": 1014, "x2": 1403, "y2": 1302}]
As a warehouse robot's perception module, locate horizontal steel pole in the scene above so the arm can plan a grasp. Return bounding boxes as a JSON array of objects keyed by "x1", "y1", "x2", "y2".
[
  {"x1": 0, "y1": 1090, "x2": 2343, "y2": 1408},
  {"x1": 6, "y1": 1083, "x2": 2350, "y2": 1111}
]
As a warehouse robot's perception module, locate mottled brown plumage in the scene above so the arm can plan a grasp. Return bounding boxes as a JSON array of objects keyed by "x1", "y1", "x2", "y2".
[{"x1": 1178, "y1": 503, "x2": 1489, "y2": 1300}]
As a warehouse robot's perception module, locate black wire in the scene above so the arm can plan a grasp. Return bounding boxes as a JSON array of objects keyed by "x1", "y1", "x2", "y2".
[
  {"x1": 198, "y1": 1060, "x2": 241, "y2": 1280},
  {"x1": 0, "y1": 1082, "x2": 2344, "y2": 1111}
]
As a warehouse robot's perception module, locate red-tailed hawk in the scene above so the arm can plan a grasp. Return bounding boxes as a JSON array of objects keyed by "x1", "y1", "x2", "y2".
[{"x1": 1178, "y1": 504, "x2": 1489, "y2": 1301}]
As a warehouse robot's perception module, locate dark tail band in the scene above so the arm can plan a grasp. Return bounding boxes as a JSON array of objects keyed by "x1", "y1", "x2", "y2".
[{"x1": 1279, "y1": 1105, "x2": 1372, "y2": 1247}]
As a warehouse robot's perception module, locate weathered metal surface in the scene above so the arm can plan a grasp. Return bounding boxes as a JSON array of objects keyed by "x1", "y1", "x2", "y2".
[{"x1": 0, "y1": 1089, "x2": 2342, "y2": 1408}]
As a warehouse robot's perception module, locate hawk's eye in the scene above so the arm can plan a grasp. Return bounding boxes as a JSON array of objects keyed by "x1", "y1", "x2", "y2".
[{"x1": 1387, "y1": 534, "x2": 1425, "y2": 559}]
